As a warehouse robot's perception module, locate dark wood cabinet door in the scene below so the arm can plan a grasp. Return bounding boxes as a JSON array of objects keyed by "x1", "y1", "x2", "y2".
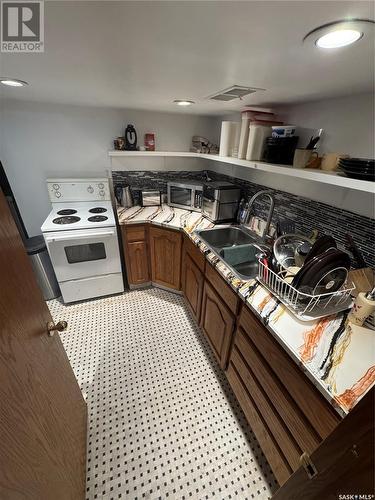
[
  {"x1": 127, "y1": 241, "x2": 150, "y2": 284},
  {"x1": 183, "y1": 253, "x2": 204, "y2": 322},
  {"x1": 200, "y1": 280, "x2": 235, "y2": 368},
  {"x1": 149, "y1": 226, "x2": 182, "y2": 290}
]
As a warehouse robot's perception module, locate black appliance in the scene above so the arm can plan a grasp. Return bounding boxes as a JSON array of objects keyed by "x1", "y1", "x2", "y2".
[
  {"x1": 263, "y1": 136, "x2": 299, "y2": 165},
  {"x1": 124, "y1": 124, "x2": 138, "y2": 151}
]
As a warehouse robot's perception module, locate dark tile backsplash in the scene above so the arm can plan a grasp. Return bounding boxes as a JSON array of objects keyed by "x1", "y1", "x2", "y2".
[{"x1": 113, "y1": 169, "x2": 375, "y2": 268}]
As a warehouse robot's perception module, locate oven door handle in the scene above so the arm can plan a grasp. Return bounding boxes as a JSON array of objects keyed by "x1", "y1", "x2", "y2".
[{"x1": 45, "y1": 230, "x2": 116, "y2": 243}]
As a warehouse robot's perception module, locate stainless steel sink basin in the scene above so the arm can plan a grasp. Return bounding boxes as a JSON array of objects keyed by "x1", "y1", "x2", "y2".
[
  {"x1": 197, "y1": 226, "x2": 256, "y2": 248},
  {"x1": 195, "y1": 225, "x2": 262, "y2": 280}
]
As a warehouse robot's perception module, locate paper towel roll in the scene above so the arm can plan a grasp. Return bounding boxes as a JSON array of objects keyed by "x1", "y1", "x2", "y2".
[
  {"x1": 238, "y1": 115, "x2": 251, "y2": 159},
  {"x1": 219, "y1": 121, "x2": 237, "y2": 157},
  {"x1": 230, "y1": 122, "x2": 241, "y2": 157}
]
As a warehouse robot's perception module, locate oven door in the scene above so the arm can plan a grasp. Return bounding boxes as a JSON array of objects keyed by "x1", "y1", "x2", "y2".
[
  {"x1": 167, "y1": 184, "x2": 193, "y2": 209},
  {"x1": 44, "y1": 228, "x2": 121, "y2": 282}
]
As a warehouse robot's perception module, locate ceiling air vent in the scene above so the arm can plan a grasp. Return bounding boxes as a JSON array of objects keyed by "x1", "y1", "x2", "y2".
[{"x1": 208, "y1": 85, "x2": 263, "y2": 102}]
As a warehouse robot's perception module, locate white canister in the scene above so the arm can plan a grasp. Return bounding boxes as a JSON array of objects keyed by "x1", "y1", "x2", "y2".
[
  {"x1": 238, "y1": 111, "x2": 252, "y2": 159},
  {"x1": 246, "y1": 123, "x2": 272, "y2": 161}
]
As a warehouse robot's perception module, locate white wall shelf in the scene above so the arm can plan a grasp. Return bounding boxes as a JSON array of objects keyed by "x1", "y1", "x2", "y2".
[{"x1": 108, "y1": 151, "x2": 375, "y2": 194}]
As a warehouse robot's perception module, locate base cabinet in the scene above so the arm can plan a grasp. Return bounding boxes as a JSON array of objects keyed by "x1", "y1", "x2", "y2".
[
  {"x1": 200, "y1": 280, "x2": 235, "y2": 369},
  {"x1": 121, "y1": 225, "x2": 150, "y2": 285},
  {"x1": 181, "y1": 236, "x2": 205, "y2": 322},
  {"x1": 183, "y1": 253, "x2": 204, "y2": 322},
  {"x1": 226, "y1": 305, "x2": 341, "y2": 486},
  {"x1": 149, "y1": 226, "x2": 182, "y2": 290}
]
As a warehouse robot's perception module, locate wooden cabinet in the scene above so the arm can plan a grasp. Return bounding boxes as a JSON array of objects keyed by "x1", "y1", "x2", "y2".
[
  {"x1": 121, "y1": 225, "x2": 150, "y2": 286},
  {"x1": 181, "y1": 236, "x2": 205, "y2": 322},
  {"x1": 226, "y1": 304, "x2": 341, "y2": 486},
  {"x1": 149, "y1": 226, "x2": 182, "y2": 290},
  {"x1": 200, "y1": 279, "x2": 236, "y2": 369},
  {"x1": 183, "y1": 253, "x2": 204, "y2": 322}
]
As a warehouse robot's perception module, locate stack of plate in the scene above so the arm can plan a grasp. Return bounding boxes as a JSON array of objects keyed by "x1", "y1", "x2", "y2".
[{"x1": 338, "y1": 157, "x2": 375, "y2": 181}]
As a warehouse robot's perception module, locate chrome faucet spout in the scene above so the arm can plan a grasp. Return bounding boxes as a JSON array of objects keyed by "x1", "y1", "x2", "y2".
[{"x1": 243, "y1": 190, "x2": 275, "y2": 240}]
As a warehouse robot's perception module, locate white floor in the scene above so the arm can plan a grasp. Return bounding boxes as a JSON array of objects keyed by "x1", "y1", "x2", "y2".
[{"x1": 49, "y1": 288, "x2": 277, "y2": 500}]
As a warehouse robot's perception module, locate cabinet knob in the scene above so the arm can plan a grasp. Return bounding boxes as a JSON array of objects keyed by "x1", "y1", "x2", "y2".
[{"x1": 47, "y1": 320, "x2": 68, "y2": 337}]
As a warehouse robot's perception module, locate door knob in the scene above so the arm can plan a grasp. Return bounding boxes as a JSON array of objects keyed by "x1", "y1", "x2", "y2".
[{"x1": 47, "y1": 320, "x2": 68, "y2": 336}]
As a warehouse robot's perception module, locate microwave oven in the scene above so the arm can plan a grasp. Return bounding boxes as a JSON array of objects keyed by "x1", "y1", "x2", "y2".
[{"x1": 167, "y1": 181, "x2": 203, "y2": 212}]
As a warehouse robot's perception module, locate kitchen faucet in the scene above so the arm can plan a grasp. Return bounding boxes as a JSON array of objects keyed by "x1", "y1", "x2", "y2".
[{"x1": 243, "y1": 190, "x2": 275, "y2": 241}]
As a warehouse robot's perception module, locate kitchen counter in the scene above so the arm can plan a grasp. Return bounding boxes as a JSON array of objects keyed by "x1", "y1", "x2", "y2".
[{"x1": 117, "y1": 204, "x2": 375, "y2": 417}]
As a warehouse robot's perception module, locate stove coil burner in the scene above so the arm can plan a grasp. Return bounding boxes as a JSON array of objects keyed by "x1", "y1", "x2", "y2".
[
  {"x1": 89, "y1": 207, "x2": 107, "y2": 214},
  {"x1": 57, "y1": 209, "x2": 78, "y2": 216},
  {"x1": 53, "y1": 216, "x2": 81, "y2": 225},
  {"x1": 88, "y1": 215, "x2": 108, "y2": 222}
]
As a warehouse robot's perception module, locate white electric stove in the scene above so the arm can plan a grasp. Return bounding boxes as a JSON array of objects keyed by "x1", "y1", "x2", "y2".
[{"x1": 41, "y1": 178, "x2": 124, "y2": 303}]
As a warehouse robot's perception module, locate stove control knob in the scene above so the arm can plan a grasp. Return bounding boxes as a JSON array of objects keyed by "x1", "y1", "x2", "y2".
[
  {"x1": 98, "y1": 183, "x2": 104, "y2": 189},
  {"x1": 53, "y1": 183, "x2": 60, "y2": 190},
  {"x1": 99, "y1": 190, "x2": 105, "y2": 197},
  {"x1": 87, "y1": 186, "x2": 94, "y2": 194},
  {"x1": 55, "y1": 191, "x2": 61, "y2": 198}
]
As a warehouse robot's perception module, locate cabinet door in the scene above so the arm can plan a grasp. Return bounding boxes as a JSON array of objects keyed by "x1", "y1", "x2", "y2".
[
  {"x1": 127, "y1": 241, "x2": 150, "y2": 284},
  {"x1": 149, "y1": 226, "x2": 182, "y2": 290},
  {"x1": 183, "y1": 253, "x2": 204, "y2": 322},
  {"x1": 200, "y1": 280, "x2": 235, "y2": 368}
]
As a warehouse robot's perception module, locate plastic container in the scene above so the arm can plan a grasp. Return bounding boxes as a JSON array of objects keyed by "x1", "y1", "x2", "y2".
[
  {"x1": 272, "y1": 125, "x2": 296, "y2": 138},
  {"x1": 144, "y1": 133, "x2": 155, "y2": 151},
  {"x1": 246, "y1": 123, "x2": 272, "y2": 161}
]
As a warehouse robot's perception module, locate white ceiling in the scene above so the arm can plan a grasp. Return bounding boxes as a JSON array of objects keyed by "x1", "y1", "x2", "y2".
[{"x1": 0, "y1": 1, "x2": 374, "y2": 115}]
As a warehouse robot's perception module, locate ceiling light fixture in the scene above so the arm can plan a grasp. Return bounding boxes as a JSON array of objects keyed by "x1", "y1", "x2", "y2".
[
  {"x1": 303, "y1": 19, "x2": 374, "y2": 49},
  {"x1": 316, "y1": 29, "x2": 362, "y2": 48},
  {"x1": 0, "y1": 78, "x2": 28, "y2": 87},
  {"x1": 173, "y1": 99, "x2": 195, "y2": 106}
]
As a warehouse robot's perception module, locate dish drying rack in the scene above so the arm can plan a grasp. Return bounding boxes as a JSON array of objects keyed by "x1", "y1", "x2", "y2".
[{"x1": 257, "y1": 260, "x2": 355, "y2": 321}]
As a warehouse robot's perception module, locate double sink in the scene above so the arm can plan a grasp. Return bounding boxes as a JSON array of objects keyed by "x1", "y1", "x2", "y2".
[{"x1": 195, "y1": 225, "x2": 265, "y2": 280}]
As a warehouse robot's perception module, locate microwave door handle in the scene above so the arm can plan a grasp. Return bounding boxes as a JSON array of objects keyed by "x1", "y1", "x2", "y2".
[{"x1": 45, "y1": 230, "x2": 115, "y2": 242}]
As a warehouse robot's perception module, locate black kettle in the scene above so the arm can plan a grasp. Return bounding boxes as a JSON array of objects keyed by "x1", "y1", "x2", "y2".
[{"x1": 125, "y1": 124, "x2": 137, "y2": 151}]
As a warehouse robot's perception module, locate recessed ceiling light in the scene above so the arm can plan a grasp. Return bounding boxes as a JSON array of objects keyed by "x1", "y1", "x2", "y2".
[
  {"x1": 303, "y1": 19, "x2": 374, "y2": 49},
  {"x1": 316, "y1": 29, "x2": 362, "y2": 48},
  {"x1": 0, "y1": 78, "x2": 28, "y2": 87},
  {"x1": 173, "y1": 99, "x2": 195, "y2": 106}
]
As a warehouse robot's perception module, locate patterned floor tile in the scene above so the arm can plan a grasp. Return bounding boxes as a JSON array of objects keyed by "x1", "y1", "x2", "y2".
[{"x1": 48, "y1": 288, "x2": 277, "y2": 500}]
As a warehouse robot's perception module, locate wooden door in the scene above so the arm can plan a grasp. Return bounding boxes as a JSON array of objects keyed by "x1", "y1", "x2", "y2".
[
  {"x1": 149, "y1": 226, "x2": 182, "y2": 290},
  {"x1": 121, "y1": 225, "x2": 150, "y2": 286},
  {"x1": 0, "y1": 189, "x2": 87, "y2": 499},
  {"x1": 127, "y1": 241, "x2": 150, "y2": 284},
  {"x1": 200, "y1": 280, "x2": 235, "y2": 368},
  {"x1": 183, "y1": 253, "x2": 204, "y2": 322},
  {"x1": 273, "y1": 388, "x2": 374, "y2": 499}
]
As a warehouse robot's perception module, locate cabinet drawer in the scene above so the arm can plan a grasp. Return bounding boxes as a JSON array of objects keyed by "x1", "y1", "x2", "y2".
[
  {"x1": 239, "y1": 306, "x2": 340, "y2": 439},
  {"x1": 205, "y1": 263, "x2": 239, "y2": 315},
  {"x1": 235, "y1": 326, "x2": 320, "y2": 455},
  {"x1": 183, "y1": 235, "x2": 205, "y2": 272},
  {"x1": 230, "y1": 346, "x2": 302, "y2": 472},
  {"x1": 226, "y1": 361, "x2": 292, "y2": 486},
  {"x1": 123, "y1": 224, "x2": 147, "y2": 242}
]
